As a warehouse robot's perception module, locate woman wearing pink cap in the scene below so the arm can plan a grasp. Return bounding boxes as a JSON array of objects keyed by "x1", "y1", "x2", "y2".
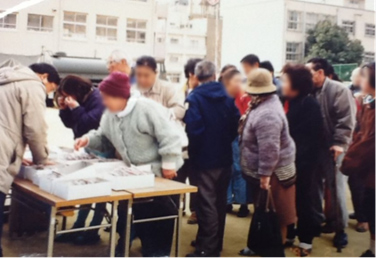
[{"x1": 74, "y1": 71, "x2": 183, "y2": 257}]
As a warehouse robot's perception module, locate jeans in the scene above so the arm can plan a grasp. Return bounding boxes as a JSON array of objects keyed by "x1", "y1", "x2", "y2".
[
  {"x1": 227, "y1": 139, "x2": 247, "y2": 205},
  {"x1": 195, "y1": 167, "x2": 231, "y2": 255},
  {"x1": 0, "y1": 192, "x2": 5, "y2": 257},
  {"x1": 73, "y1": 203, "x2": 106, "y2": 231}
]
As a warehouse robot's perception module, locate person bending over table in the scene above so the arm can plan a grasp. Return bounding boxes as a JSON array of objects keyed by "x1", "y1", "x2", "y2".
[
  {"x1": 74, "y1": 72, "x2": 183, "y2": 257},
  {"x1": 55, "y1": 75, "x2": 106, "y2": 245},
  {"x1": 0, "y1": 61, "x2": 60, "y2": 257}
]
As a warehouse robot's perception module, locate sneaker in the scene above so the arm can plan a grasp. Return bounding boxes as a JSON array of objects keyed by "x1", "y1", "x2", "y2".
[
  {"x1": 73, "y1": 230, "x2": 100, "y2": 245},
  {"x1": 187, "y1": 212, "x2": 198, "y2": 225},
  {"x1": 226, "y1": 204, "x2": 233, "y2": 213},
  {"x1": 361, "y1": 250, "x2": 376, "y2": 257},
  {"x1": 356, "y1": 222, "x2": 369, "y2": 233},
  {"x1": 333, "y1": 231, "x2": 348, "y2": 249},
  {"x1": 237, "y1": 205, "x2": 250, "y2": 218}
]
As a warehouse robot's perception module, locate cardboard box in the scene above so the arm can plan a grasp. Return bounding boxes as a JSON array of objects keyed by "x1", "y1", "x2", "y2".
[
  {"x1": 98, "y1": 164, "x2": 154, "y2": 190},
  {"x1": 52, "y1": 178, "x2": 112, "y2": 200}
]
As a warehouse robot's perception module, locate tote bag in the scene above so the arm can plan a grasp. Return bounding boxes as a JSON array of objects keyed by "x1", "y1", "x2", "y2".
[{"x1": 247, "y1": 189, "x2": 285, "y2": 257}]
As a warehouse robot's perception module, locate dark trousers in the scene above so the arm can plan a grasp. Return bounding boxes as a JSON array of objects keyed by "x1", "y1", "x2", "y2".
[
  {"x1": 364, "y1": 188, "x2": 375, "y2": 235},
  {"x1": 195, "y1": 167, "x2": 231, "y2": 256},
  {"x1": 117, "y1": 196, "x2": 177, "y2": 257},
  {"x1": 296, "y1": 168, "x2": 324, "y2": 244},
  {"x1": 73, "y1": 203, "x2": 106, "y2": 231},
  {"x1": 348, "y1": 173, "x2": 367, "y2": 223},
  {"x1": 176, "y1": 159, "x2": 198, "y2": 212},
  {"x1": 0, "y1": 192, "x2": 6, "y2": 257}
]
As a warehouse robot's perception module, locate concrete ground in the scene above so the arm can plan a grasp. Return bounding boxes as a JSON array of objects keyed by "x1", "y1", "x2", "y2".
[{"x1": 2, "y1": 108, "x2": 370, "y2": 257}]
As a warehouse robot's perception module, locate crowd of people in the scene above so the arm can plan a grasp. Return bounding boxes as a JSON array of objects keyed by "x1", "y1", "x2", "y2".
[{"x1": 0, "y1": 49, "x2": 374, "y2": 258}]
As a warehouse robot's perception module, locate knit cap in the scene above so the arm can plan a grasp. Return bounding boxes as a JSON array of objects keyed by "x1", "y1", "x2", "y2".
[{"x1": 99, "y1": 72, "x2": 130, "y2": 99}]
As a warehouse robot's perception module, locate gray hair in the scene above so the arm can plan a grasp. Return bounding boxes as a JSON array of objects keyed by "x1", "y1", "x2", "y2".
[
  {"x1": 108, "y1": 49, "x2": 131, "y2": 64},
  {"x1": 195, "y1": 60, "x2": 216, "y2": 82}
]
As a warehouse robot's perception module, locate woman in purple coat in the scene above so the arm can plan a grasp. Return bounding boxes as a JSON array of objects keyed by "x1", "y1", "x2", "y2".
[{"x1": 56, "y1": 75, "x2": 106, "y2": 245}]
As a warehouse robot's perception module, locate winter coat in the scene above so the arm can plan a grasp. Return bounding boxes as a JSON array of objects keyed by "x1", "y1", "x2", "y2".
[
  {"x1": 139, "y1": 79, "x2": 186, "y2": 120},
  {"x1": 86, "y1": 96, "x2": 183, "y2": 177},
  {"x1": 312, "y1": 78, "x2": 356, "y2": 149},
  {"x1": 59, "y1": 88, "x2": 105, "y2": 139},
  {"x1": 184, "y1": 81, "x2": 240, "y2": 170},
  {"x1": 285, "y1": 95, "x2": 325, "y2": 173},
  {"x1": 0, "y1": 61, "x2": 49, "y2": 194},
  {"x1": 341, "y1": 100, "x2": 375, "y2": 189},
  {"x1": 240, "y1": 94, "x2": 296, "y2": 178}
]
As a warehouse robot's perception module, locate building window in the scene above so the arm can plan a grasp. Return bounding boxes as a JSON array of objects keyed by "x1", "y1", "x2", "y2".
[
  {"x1": 27, "y1": 14, "x2": 53, "y2": 32},
  {"x1": 0, "y1": 12, "x2": 17, "y2": 29},
  {"x1": 169, "y1": 55, "x2": 180, "y2": 63},
  {"x1": 286, "y1": 42, "x2": 302, "y2": 62},
  {"x1": 170, "y1": 38, "x2": 179, "y2": 44},
  {"x1": 364, "y1": 52, "x2": 375, "y2": 63},
  {"x1": 157, "y1": 37, "x2": 164, "y2": 43},
  {"x1": 190, "y1": 39, "x2": 199, "y2": 48},
  {"x1": 63, "y1": 12, "x2": 87, "y2": 38},
  {"x1": 126, "y1": 19, "x2": 147, "y2": 43},
  {"x1": 365, "y1": 24, "x2": 375, "y2": 37},
  {"x1": 167, "y1": 73, "x2": 181, "y2": 83},
  {"x1": 96, "y1": 15, "x2": 117, "y2": 41},
  {"x1": 305, "y1": 13, "x2": 336, "y2": 33},
  {"x1": 287, "y1": 11, "x2": 302, "y2": 31},
  {"x1": 342, "y1": 20, "x2": 355, "y2": 35}
]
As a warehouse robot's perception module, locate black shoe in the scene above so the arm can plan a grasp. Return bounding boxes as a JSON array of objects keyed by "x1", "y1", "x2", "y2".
[
  {"x1": 54, "y1": 231, "x2": 79, "y2": 243},
  {"x1": 73, "y1": 230, "x2": 100, "y2": 245},
  {"x1": 186, "y1": 251, "x2": 220, "y2": 257},
  {"x1": 237, "y1": 205, "x2": 250, "y2": 218},
  {"x1": 349, "y1": 212, "x2": 356, "y2": 220},
  {"x1": 191, "y1": 240, "x2": 196, "y2": 247},
  {"x1": 284, "y1": 238, "x2": 295, "y2": 248},
  {"x1": 333, "y1": 231, "x2": 348, "y2": 249},
  {"x1": 239, "y1": 247, "x2": 256, "y2": 256},
  {"x1": 361, "y1": 250, "x2": 376, "y2": 257},
  {"x1": 321, "y1": 223, "x2": 335, "y2": 234},
  {"x1": 226, "y1": 204, "x2": 233, "y2": 213}
]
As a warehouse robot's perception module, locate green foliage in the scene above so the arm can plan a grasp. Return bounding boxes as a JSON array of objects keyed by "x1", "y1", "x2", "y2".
[{"x1": 305, "y1": 20, "x2": 364, "y2": 64}]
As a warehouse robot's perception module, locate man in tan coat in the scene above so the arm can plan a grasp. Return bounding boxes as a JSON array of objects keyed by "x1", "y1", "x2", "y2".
[{"x1": 0, "y1": 60, "x2": 60, "y2": 257}]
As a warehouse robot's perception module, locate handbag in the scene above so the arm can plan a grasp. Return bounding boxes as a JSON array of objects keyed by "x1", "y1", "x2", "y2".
[{"x1": 247, "y1": 188, "x2": 285, "y2": 257}]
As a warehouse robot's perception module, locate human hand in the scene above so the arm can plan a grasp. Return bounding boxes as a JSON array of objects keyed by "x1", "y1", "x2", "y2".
[
  {"x1": 22, "y1": 158, "x2": 34, "y2": 166},
  {"x1": 162, "y1": 169, "x2": 177, "y2": 180},
  {"x1": 260, "y1": 176, "x2": 271, "y2": 190},
  {"x1": 74, "y1": 137, "x2": 89, "y2": 151},
  {"x1": 65, "y1": 96, "x2": 79, "y2": 109},
  {"x1": 330, "y1": 145, "x2": 344, "y2": 161},
  {"x1": 57, "y1": 96, "x2": 67, "y2": 109}
]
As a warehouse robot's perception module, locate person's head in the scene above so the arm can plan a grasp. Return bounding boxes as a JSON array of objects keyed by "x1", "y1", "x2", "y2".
[
  {"x1": 135, "y1": 56, "x2": 158, "y2": 92},
  {"x1": 360, "y1": 62, "x2": 375, "y2": 96},
  {"x1": 98, "y1": 72, "x2": 131, "y2": 113},
  {"x1": 107, "y1": 50, "x2": 132, "y2": 75},
  {"x1": 306, "y1": 57, "x2": 330, "y2": 88},
  {"x1": 195, "y1": 60, "x2": 216, "y2": 83},
  {"x1": 259, "y1": 61, "x2": 275, "y2": 77},
  {"x1": 29, "y1": 63, "x2": 60, "y2": 94},
  {"x1": 327, "y1": 64, "x2": 342, "y2": 82},
  {"x1": 219, "y1": 64, "x2": 237, "y2": 82},
  {"x1": 245, "y1": 68, "x2": 276, "y2": 96},
  {"x1": 350, "y1": 67, "x2": 362, "y2": 87},
  {"x1": 220, "y1": 68, "x2": 242, "y2": 98},
  {"x1": 240, "y1": 54, "x2": 260, "y2": 75},
  {"x1": 281, "y1": 64, "x2": 313, "y2": 99},
  {"x1": 184, "y1": 58, "x2": 203, "y2": 90},
  {"x1": 58, "y1": 75, "x2": 93, "y2": 104}
]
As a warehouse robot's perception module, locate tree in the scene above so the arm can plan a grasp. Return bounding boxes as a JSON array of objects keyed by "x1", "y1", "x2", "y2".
[{"x1": 305, "y1": 20, "x2": 364, "y2": 64}]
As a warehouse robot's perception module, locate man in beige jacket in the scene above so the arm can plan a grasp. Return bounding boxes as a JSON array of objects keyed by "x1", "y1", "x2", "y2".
[{"x1": 0, "y1": 60, "x2": 60, "y2": 256}]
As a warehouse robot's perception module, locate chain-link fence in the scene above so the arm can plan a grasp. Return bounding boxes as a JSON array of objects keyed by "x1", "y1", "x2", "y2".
[{"x1": 333, "y1": 63, "x2": 358, "y2": 82}]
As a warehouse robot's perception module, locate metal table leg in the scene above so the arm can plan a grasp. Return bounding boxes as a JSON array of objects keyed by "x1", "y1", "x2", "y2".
[
  {"x1": 124, "y1": 199, "x2": 133, "y2": 257},
  {"x1": 47, "y1": 206, "x2": 57, "y2": 257},
  {"x1": 109, "y1": 201, "x2": 119, "y2": 257},
  {"x1": 175, "y1": 194, "x2": 184, "y2": 257}
]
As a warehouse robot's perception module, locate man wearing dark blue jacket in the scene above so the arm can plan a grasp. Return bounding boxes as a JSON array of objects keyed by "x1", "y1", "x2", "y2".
[{"x1": 184, "y1": 60, "x2": 240, "y2": 257}]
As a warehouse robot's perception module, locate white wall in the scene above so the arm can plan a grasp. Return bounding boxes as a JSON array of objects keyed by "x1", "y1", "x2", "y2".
[
  {"x1": 221, "y1": 0, "x2": 285, "y2": 72},
  {"x1": 0, "y1": 0, "x2": 155, "y2": 59}
]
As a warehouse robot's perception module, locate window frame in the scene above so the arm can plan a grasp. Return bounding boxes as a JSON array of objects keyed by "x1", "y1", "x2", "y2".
[
  {"x1": 365, "y1": 23, "x2": 375, "y2": 37},
  {"x1": 363, "y1": 52, "x2": 375, "y2": 63},
  {"x1": 126, "y1": 18, "x2": 147, "y2": 44},
  {"x1": 63, "y1": 11, "x2": 87, "y2": 39},
  {"x1": 96, "y1": 15, "x2": 118, "y2": 41},
  {"x1": 27, "y1": 13, "x2": 53, "y2": 32},
  {"x1": 285, "y1": 42, "x2": 302, "y2": 62},
  {"x1": 167, "y1": 73, "x2": 181, "y2": 84},
  {"x1": 287, "y1": 10, "x2": 302, "y2": 31},
  {"x1": 342, "y1": 20, "x2": 355, "y2": 35},
  {"x1": 0, "y1": 12, "x2": 17, "y2": 29}
]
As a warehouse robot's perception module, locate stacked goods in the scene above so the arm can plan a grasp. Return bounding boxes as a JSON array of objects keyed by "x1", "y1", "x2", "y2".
[
  {"x1": 52, "y1": 178, "x2": 112, "y2": 200},
  {"x1": 98, "y1": 164, "x2": 154, "y2": 190}
]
